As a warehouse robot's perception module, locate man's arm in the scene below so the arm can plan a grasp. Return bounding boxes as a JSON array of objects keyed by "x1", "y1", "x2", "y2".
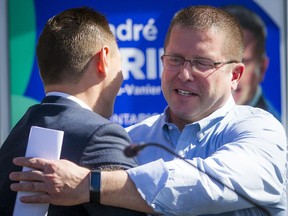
[
  {"x1": 101, "y1": 170, "x2": 154, "y2": 213},
  {"x1": 9, "y1": 157, "x2": 154, "y2": 214}
]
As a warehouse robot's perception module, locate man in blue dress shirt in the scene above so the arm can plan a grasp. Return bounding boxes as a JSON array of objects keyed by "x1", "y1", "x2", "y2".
[{"x1": 9, "y1": 5, "x2": 287, "y2": 216}]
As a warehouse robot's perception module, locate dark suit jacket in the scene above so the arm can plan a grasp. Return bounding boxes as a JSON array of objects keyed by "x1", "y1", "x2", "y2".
[
  {"x1": 0, "y1": 96, "x2": 146, "y2": 216},
  {"x1": 255, "y1": 94, "x2": 281, "y2": 121}
]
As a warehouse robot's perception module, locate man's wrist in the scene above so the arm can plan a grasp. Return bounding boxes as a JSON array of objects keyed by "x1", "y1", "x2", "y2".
[{"x1": 89, "y1": 170, "x2": 101, "y2": 203}]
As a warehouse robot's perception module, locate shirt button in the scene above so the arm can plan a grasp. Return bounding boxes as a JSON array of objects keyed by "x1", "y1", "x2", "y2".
[
  {"x1": 168, "y1": 125, "x2": 173, "y2": 130},
  {"x1": 178, "y1": 150, "x2": 184, "y2": 157},
  {"x1": 198, "y1": 132, "x2": 204, "y2": 140}
]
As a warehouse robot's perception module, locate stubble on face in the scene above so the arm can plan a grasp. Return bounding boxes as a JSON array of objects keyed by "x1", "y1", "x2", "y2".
[{"x1": 162, "y1": 25, "x2": 234, "y2": 128}]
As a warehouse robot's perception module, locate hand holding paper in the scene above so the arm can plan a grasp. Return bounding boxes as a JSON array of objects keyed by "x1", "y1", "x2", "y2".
[{"x1": 13, "y1": 126, "x2": 63, "y2": 216}]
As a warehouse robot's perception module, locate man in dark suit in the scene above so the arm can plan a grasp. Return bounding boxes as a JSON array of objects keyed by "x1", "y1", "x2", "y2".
[
  {"x1": 223, "y1": 5, "x2": 281, "y2": 121},
  {"x1": 0, "y1": 7, "x2": 145, "y2": 216}
]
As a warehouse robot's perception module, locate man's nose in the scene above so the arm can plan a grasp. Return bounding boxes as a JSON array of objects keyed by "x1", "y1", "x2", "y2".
[{"x1": 178, "y1": 61, "x2": 195, "y2": 81}]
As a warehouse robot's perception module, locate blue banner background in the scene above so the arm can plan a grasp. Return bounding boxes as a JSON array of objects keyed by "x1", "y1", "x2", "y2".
[{"x1": 20, "y1": 0, "x2": 281, "y2": 127}]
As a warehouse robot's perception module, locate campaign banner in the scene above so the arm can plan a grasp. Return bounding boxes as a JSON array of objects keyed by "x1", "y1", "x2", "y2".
[{"x1": 9, "y1": 0, "x2": 282, "y2": 127}]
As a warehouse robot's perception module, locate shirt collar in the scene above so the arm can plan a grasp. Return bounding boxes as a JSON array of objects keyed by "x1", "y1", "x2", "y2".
[
  {"x1": 46, "y1": 92, "x2": 92, "y2": 111},
  {"x1": 197, "y1": 95, "x2": 235, "y2": 129},
  {"x1": 162, "y1": 95, "x2": 235, "y2": 141}
]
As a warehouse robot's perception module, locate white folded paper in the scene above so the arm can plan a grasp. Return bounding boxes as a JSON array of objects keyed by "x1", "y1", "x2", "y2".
[{"x1": 13, "y1": 126, "x2": 64, "y2": 216}]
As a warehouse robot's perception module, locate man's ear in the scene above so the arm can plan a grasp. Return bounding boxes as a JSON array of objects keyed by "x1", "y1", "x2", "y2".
[
  {"x1": 98, "y1": 46, "x2": 110, "y2": 76},
  {"x1": 231, "y1": 63, "x2": 244, "y2": 91}
]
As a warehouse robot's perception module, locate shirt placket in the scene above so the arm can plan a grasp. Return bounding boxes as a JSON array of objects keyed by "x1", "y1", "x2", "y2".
[{"x1": 175, "y1": 124, "x2": 200, "y2": 158}]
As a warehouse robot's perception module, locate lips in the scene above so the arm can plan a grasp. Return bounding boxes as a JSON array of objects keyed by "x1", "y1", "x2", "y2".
[{"x1": 177, "y1": 89, "x2": 196, "y2": 96}]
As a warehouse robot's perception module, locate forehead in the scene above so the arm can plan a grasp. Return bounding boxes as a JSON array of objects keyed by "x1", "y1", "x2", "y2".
[{"x1": 166, "y1": 25, "x2": 227, "y2": 59}]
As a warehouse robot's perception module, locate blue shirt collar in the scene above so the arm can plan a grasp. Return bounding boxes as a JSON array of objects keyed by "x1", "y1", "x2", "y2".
[{"x1": 162, "y1": 96, "x2": 236, "y2": 142}]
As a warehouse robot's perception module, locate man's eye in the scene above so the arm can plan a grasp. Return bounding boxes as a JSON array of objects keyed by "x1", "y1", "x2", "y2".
[
  {"x1": 194, "y1": 60, "x2": 211, "y2": 66},
  {"x1": 193, "y1": 59, "x2": 214, "y2": 71},
  {"x1": 169, "y1": 57, "x2": 182, "y2": 65}
]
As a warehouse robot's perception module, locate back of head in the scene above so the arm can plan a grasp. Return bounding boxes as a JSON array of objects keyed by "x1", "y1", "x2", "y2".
[
  {"x1": 164, "y1": 5, "x2": 244, "y2": 62},
  {"x1": 222, "y1": 5, "x2": 267, "y2": 58},
  {"x1": 37, "y1": 7, "x2": 117, "y2": 85}
]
